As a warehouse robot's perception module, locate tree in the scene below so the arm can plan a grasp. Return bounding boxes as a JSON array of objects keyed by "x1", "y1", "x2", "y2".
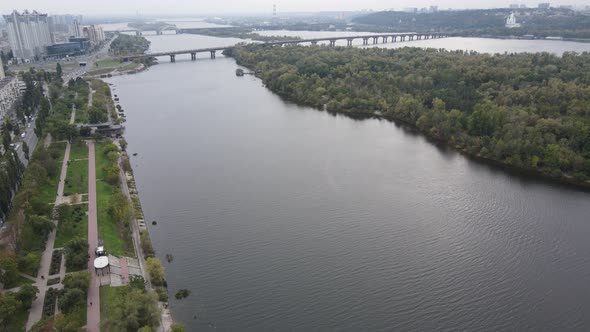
[
  {"x1": 56, "y1": 63, "x2": 62, "y2": 80},
  {"x1": 64, "y1": 238, "x2": 89, "y2": 271},
  {"x1": 101, "y1": 287, "x2": 160, "y2": 332},
  {"x1": 58, "y1": 288, "x2": 85, "y2": 314},
  {"x1": 129, "y1": 275, "x2": 146, "y2": 291},
  {"x1": 0, "y1": 293, "x2": 20, "y2": 329},
  {"x1": 146, "y1": 257, "x2": 166, "y2": 286},
  {"x1": 16, "y1": 284, "x2": 39, "y2": 309},
  {"x1": 22, "y1": 141, "x2": 30, "y2": 161},
  {"x1": 0, "y1": 254, "x2": 19, "y2": 288},
  {"x1": 171, "y1": 323, "x2": 187, "y2": 332},
  {"x1": 18, "y1": 252, "x2": 41, "y2": 276},
  {"x1": 62, "y1": 272, "x2": 90, "y2": 294},
  {"x1": 108, "y1": 190, "x2": 131, "y2": 224}
]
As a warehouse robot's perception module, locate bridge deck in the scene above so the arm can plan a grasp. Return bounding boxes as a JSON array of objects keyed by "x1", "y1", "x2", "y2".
[{"x1": 119, "y1": 32, "x2": 447, "y2": 60}]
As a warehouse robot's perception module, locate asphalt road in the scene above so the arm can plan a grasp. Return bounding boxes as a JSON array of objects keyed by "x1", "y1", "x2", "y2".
[{"x1": 15, "y1": 121, "x2": 38, "y2": 166}]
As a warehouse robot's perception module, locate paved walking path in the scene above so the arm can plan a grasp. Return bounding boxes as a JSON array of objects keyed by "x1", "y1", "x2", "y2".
[
  {"x1": 86, "y1": 141, "x2": 100, "y2": 332},
  {"x1": 26, "y1": 142, "x2": 71, "y2": 330}
]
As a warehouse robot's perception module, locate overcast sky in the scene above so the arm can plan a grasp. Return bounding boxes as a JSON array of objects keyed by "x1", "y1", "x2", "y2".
[{"x1": 1, "y1": 0, "x2": 588, "y2": 16}]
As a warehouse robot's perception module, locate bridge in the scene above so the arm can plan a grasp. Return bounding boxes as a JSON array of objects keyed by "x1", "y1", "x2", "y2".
[
  {"x1": 118, "y1": 32, "x2": 449, "y2": 62},
  {"x1": 111, "y1": 25, "x2": 178, "y2": 36}
]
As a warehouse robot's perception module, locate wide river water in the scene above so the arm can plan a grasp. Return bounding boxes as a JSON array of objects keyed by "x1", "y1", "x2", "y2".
[{"x1": 106, "y1": 31, "x2": 590, "y2": 331}]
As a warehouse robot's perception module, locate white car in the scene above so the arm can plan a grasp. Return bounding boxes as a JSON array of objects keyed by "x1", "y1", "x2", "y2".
[{"x1": 21, "y1": 133, "x2": 26, "y2": 138}]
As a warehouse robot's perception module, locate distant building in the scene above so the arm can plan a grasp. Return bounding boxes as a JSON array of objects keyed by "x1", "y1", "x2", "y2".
[
  {"x1": 0, "y1": 76, "x2": 21, "y2": 119},
  {"x1": 510, "y1": 4, "x2": 520, "y2": 9},
  {"x1": 49, "y1": 14, "x2": 82, "y2": 33},
  {"x1": 69, "y1": 36, "x2": 90, "y2": 50},
  {"x1": 0, "y1": 58, "x2": 5, "y2": 80},
  {"x1": 69, "y1": 19, "x2": 83, "y2": 38},
  {"x1": 429, "y1": 6, "x2": 438, "y2": 12},
  {"x1": 83, "y1": 25, "x2": 105, "y2": 47},
  {"x1": 538, "y1": 3, "x2": 551, "y2": 9},
  {"x1": 506, "y1": 12, "x2": 522, "y2": 28},
  {"x1": 3, "y1": 10, "x2": 52, "y2": 61},
  {"x1": 403, "y1": 7, "x2": 418, "y2": 13},
  {"x1": 520, "y1": 4, "x2": 527, "y2": 8},
  {"x1": 45, "y1": 42, "x2": 85, "y2": 57}
]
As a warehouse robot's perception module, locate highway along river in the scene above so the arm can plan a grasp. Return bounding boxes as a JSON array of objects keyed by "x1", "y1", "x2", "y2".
[{"x1": 106, "y1": 32, "x2": 590, "y2": 331}]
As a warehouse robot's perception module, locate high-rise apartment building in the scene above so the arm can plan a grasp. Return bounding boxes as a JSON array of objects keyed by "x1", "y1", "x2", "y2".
[
  {"x1": 69, "y1": 19, "x2": 83, "y2": 37},
  {"x1": 83, "y1": 25, "x2": 105, "y2": 47},
  {"x1": 0, "y1": 58, "x2": 5, "y2": 80},
  {"x1": 3, "y1": 10, "x2": 52, "y2": 60}
]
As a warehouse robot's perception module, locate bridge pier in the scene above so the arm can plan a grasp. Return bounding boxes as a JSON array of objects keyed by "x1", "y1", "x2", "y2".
[
  {"x1": 362, "y1": 38, "x2": 369, "y2": 45},
  {"x1": 382, "y1": 36, "x2": 388, "y2": 43},
  {"x1": 392, "y1": 36, "x2": 397, "y2": 42},
  {"x1": 373, "y1": 37, "x2": 378, "y2": 44},
  {"x1": 311, "y1": 41, "x2": 318, "y2": 45},
  {"x1": 210, "y1": 51, "x2": 216, "y2": 59},
  {"x1": 191, "y1": 53, "x2": 196, "y2": 60},
  {"x1": 347, "y1": 39, "x2": 353, "y2": 47},
  {"x1": 170, "y1": 54, "x2": 175, "y2": 63},
  {"x1": 135, "y1": 31, "x2": 141, "y2": 36},
  {"x1": 329, "y1": 40, "x2": 336, "y2": 47}
]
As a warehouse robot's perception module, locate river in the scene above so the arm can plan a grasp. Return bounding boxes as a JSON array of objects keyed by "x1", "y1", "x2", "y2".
[{"x1": 106, "y1": 32, "x2": 590, "y2": 331}]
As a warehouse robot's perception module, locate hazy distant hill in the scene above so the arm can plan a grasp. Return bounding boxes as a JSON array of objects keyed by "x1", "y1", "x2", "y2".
[{"x1": 352, "y1": 8, "x2": 590, "y2": 39}]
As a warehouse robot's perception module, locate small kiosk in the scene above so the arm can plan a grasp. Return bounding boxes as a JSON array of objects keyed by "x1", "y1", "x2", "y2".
[{"x1": 94, "y1": 256, "x2": 110, "y2": 276}]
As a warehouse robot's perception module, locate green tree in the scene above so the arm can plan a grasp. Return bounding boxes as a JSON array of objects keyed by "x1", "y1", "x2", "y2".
[
  {"x1": 0, "y1": 254, "x2": 19, "y2": 288},
  {"x1": 0, "y1": 293, "x2": 20, "y2": 330},
  {"x1": 64, "y1": 238, "x2": 89, "y2": 271},
  {"x1": 56, "y1": 63, "x2": 62, "y2": 80},
  {"x1": 22, "y1": 141, "x2": 30, "y2": 161},
  {"x1": 146, "y1": 257, "x2": 166, "y2": 286},
  {"x1": 171, "y1": 323, "x2": 187, "y2": 332},
  {"x1": 101, "y1": 287, "x2": 160, "y2": 332},
  {"x1": 15, "y1": 284, "x2": 39, "y2": 309},
  {"x1": 58, "y1": 288, "x2": 85, "y2": 314}
]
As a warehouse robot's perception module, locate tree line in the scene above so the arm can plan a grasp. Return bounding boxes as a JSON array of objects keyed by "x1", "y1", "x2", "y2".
[{"x1": 231, "y1": 45, "x2": 590, "y2": 184}]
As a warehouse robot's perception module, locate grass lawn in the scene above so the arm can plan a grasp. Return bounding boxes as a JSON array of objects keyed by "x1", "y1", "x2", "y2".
[
  {"x1": 87, "y1": 68, "x2": 115, "y2": 76},
  {"x1": 69, "y1": 141, "x2": 88, "y2": 160},
  {"x1": 94, "y1": 141, "x2": 134, "y2": 256},
  {"x1": 96, "y1": 180, "x2": 129, "y2": 256},
  {"x1": 64, "y1": 160, "x2": 88, "y2": 196},
  {"x1": 117, "y1": 62, "x2": 141, "y2": 72},
  {"x1": 54, "y1": 204, "x2": 88, "y2": 248},
  {"x1": 96, "y1": 58, "x2": 124, "y2": 68}
]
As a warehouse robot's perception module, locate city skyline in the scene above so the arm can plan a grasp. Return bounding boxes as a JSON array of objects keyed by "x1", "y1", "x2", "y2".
[{"x1": 0, "y1": 0, "x2": 589, "y2": 16}]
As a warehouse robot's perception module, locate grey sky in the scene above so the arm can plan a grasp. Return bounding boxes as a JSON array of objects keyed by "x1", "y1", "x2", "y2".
[{"x1": 1, "y1": 0, "x2": 588, "y2": 16}]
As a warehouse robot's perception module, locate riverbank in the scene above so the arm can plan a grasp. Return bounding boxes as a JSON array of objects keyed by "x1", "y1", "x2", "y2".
[
  {"x1": 101, "y1": 80, "x2": 179, "y2": 331},
  {"x1": 231, "y1": 45, "x2": 590, "y2": 190}
]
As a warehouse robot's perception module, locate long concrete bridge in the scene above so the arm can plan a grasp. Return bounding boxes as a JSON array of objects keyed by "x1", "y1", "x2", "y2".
[{"x1": 118, "y1": 32, "x2": 449, "y2": 62}]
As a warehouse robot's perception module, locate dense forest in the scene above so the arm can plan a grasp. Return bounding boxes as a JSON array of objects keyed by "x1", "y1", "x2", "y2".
[
  {"x1": 230, "y1": 45, "x2": 590, "y2": 184},
  {"x1": 353, "y1": 8, "x2": 590, "y2": 39},
  {"x1": 109, "y1": 34, "x2": 150, "y2": 56}
]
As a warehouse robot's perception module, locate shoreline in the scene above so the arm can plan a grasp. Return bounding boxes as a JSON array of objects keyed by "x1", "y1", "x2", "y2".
[{"x1": 234, "y1": 68, "x2": 590, "y2": 192}]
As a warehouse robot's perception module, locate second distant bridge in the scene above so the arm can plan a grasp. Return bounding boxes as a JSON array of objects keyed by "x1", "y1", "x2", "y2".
[{"x1": 118, "y1": 32, "x2": 449, "y2": 62}]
